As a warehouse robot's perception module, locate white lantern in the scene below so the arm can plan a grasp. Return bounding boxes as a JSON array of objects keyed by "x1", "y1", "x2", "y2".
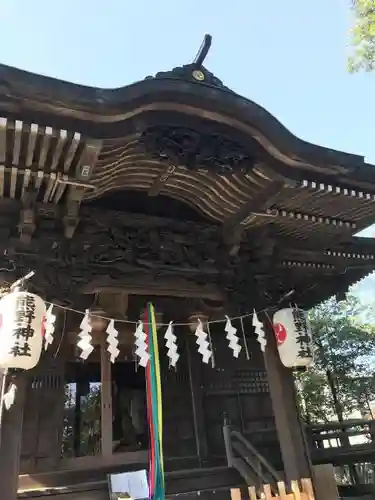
[
  {"x1": 272, "y1": 308, "x2": 313, "y2": 368},
  {"x1": 0, "y1": 291, "x2": 46, "y2": 370}
]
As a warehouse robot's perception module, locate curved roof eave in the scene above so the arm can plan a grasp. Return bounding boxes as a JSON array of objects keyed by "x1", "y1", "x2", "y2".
[{"x1": 0, "y1": 62, "x2": 369, "y2": 182}]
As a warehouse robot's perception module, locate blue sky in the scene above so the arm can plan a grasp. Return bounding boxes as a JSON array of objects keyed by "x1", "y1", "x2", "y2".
[
  {"x1": 1, "y1": 0, "x2": 374, "y2": 293},
  {"x1": 1, "y1": 0, "x2": 372, "y2": 162}
]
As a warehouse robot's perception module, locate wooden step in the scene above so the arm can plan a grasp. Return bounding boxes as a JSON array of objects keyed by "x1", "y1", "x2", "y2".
[
  {"x1": 18, "y1": 466, "x2": 243, "y2": 498},
  {"x1": 18, "y1": 481, "x2": 107, "y2": 500}
]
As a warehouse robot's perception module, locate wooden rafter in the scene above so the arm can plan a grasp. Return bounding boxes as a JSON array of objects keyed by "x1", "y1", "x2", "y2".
[
  {"x1": 222, "y1": 180, "x2": 285, "y2": 255},
  {"x1": 223, "y1": 181, "x2": 285, "y2": 232},
  {"x1": 148, "y1": 164, "x2": 176, "y2": 196}
]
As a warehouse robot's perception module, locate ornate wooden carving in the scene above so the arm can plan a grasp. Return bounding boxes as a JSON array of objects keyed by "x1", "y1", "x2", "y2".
[
  {"x1": 140, "y1": 125, "x2": 254, "y2": 175},
  {"x1": 0, "y1": 196, "x2": 369, "y2": 310}
]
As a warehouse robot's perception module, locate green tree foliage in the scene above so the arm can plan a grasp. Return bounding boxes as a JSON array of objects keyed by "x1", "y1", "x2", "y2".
[
  {"x1": 348, "y1": 1, "x2": 375, "y2": 72},
  {"x1": 297, "y1": 294, "x2": 375, "y2": 422},
  {"x1": 62, "y1": 383, "x2": 101, "y2": 458}
]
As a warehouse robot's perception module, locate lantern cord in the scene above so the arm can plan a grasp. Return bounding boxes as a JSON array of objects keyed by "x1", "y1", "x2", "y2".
[
  {"x1": 10, "y1": 271, "x2": 35, "y2": 291},
  {"x1": 265, "y1": 311, "x2": 274, "y2": 329},
  {"x1": 239, "y1": 317, "x2": 250, "y2": 360},
  {"x1": 53, "y1": 309, "x2": 67, "y2": 359},
  {"x1": 206, "y1": 322, "x2": 215, "y2": 369},
  {"x1": 0, "y1": 368, "x2": 9, "y2": 448}
]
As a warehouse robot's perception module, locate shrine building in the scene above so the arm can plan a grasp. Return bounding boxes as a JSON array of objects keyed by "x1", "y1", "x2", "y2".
[{"x1": 0, "y1": 37, "x2": 373, "y2": 500}]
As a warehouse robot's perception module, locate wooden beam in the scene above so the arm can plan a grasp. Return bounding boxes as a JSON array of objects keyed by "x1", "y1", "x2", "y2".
[
  {"x1": 80, "y1": 279, "x2": 225, "y2": 301},
  {"x1": 100, "y1": 340, "x2": 113, "y2": 457},
  {"x1": 223, "y1": 181, "x2": 285, "y2": 232},
  {"x1": 18, "y1": 187, "x2": 38, "y2": 244},
  {"x1": 97, "y1": 292, "x2": 129, "y2": 319},
  {"x1": 223, "y1": 181, "x2": 286, "y2": 255},
  {"x1": 148, "y1": 164, "x2": 176, "y2": 196},
  {"x1": 62, "y1": 139, "x2": 102, "y2": 239},
  {"x1": 253, "y1": 208, "x2": 356, "y2": 231},
  {"x1": 63, "y1": 185, "x2": 86, "y2": 238}
]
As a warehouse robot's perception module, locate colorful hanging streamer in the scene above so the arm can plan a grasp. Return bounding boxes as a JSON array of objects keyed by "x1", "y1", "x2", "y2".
[{"x1": 144, "y1": 304, "x2": 165, "y2": 500}]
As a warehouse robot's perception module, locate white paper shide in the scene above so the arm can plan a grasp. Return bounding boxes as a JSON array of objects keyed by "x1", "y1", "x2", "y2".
[
  {"x1": 194, "y1": 318, "x2": 212, "y2": 364},
  {"x1": 77, "y1": 309, "x2": 94, "y2": 360},
  {"x1": 106, "y1": 319, "x2": 120, "y2": 363},
  {"x1": 44, "y1": 304, "x2": 56, "y2": 350},
  {"x1": 164, "y1": 321, "x2": 179, "y2": 367},
  {"x1": 134, "y1": 321, "x2": 150, "y2": 368},
  {"x1": 224, "y1": 316, "x2": 241, "y2": 358},
  {"x1": 252, "y1": 310, "x2": 267, "y2": 352}
]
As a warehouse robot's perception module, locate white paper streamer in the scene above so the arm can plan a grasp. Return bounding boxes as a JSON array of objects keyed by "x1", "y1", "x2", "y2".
[
  {"x1": 106, "y1": 319, "x2": 120, "y2": 363},
  {"x1": 194, "y1": 318, "x2": 212, "y2": 364},
  {"x1": 3, "y1": 383, "x2": 16, "y2": 410},
  {"x1": 44, "y1": 304, "x2": 56, "y2": 350},
  {"x1": 164, "y1": 321, "x2": 179, "y2": 367},
  {"x1": 224, "y1": 316, "x2": 242, "y2": 358},
  {"x1": 252, "y1": 310, "x2": 267, "y2": 352},
  {"x1": 134, "y1": 321, "x2": 149, "y2": 368},
  {"x1": 77, "y1": 309, "x2": 94, "y2": 360}
]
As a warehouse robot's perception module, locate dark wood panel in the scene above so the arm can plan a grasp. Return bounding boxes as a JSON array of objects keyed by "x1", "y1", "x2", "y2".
[
  {"x1": 20, "y1": 359, "x2": 65, "y2": 473},
  {"x1": 160, "y1": 334, "x2": 196, "y2": 458},
  {"x1": 202, "y1": 331, "x2": 275, "y2": 458}
]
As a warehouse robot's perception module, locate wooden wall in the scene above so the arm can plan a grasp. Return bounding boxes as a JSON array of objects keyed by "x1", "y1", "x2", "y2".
[
  {"x1": 20, "y1": 358, "x2": 65, "y2": 473},
  {"x1": 201, "y1": 326, "x2": 277, "y2": 460},
  {"x1": 160, "y1": 330, "x2": 196, "y2": 459},
  {"x1": 18, "y1": 323, "x2": 278, "y2": 472}
]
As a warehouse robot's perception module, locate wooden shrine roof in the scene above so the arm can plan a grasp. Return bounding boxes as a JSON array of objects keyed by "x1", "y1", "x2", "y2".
[{"x1": 0, "y1": 60, "x2": 374, "y2": 309}]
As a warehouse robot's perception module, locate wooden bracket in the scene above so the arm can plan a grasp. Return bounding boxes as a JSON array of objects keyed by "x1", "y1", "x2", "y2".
[
  {"x1": 62, "y1": 139, "x2": 102, "y2": 239},
  {"x1": 18, "y1": 187, "x2": 38, "y2": 244}
]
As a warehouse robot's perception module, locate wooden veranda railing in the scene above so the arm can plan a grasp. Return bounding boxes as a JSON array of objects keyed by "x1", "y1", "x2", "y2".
[
  {"x1": 307, "y1": 418, "x2": 375, "y2": 450},
  {"x1": 223, "y1": 415, "x2": 282, "y2": 494},
  {"x1": 230, "y1": 478, "x2": 315, "y2": 500}
]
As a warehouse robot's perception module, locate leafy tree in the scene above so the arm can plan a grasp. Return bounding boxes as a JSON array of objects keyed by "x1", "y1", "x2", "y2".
[
  {"x1": 296, "y1": 294, "x2": 375, "y2": 422},
  {"x1": 62, "y1": 383, "x2": 101, "y2": 458},
  {"x1": 348, "y1": 1, "x2": 375, "y2": 72}
]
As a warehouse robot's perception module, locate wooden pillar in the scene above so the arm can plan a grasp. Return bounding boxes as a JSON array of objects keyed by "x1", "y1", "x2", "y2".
[
  {"x1": 0, "y1": 372, "x2": 28, "y2": 500},
  {"x1": 263, "y1": 320, "x2": 312, "y2": 483},
  {"x1": 100, "y1": 339, "x2": 113, "y2": 456},
  {"x1": 313, "y1": 464, "x2": 340, "y2": 500},
  {"x1": 185, "y1": 328, "x2": 208, "y2": 465},
  {"x1": 96, "y1": 292, "x2": 129, "y2": 457}
]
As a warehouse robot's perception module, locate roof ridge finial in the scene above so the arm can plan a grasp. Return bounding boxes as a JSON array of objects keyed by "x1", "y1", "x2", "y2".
[{"x1": 193, "y1": 34, "x2": 212, "y2": 68}]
